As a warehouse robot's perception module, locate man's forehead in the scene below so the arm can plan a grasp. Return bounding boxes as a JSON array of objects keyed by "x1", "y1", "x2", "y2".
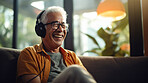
[
  {"x1": 47, "y1": 12, "x2": 62, "y2": 17},
  {"x1": 47, "y1": 13, "x2": 64, "y2": 20}
]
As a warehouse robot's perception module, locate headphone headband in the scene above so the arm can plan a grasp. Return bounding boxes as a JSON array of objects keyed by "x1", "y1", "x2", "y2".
[
  {"x1": 35, "y1": 10, "x2": 46, "y2": 38},
  {"x1": 37, "y1": 10, "x2": 45, "y2": 20}
]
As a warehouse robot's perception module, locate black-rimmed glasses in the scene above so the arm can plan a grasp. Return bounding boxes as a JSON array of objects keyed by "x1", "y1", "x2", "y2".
[{"x1": 44, "y1": 21, "x2": 68, "y2": 30}]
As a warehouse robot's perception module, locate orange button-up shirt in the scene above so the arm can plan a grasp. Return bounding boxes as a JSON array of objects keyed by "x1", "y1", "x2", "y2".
[{"x1": 17, "y1": 44, "x2": 86, "y2": 83}]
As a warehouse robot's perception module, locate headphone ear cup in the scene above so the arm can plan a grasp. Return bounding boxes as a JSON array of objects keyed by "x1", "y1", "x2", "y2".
[{"x1": 35, "y1": 22, "x2": 46, "y2": 38}]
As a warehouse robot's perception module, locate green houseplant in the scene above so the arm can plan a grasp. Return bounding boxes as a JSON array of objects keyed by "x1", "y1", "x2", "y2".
[{"x1": 82, "y1": 16, "x2": 130, "y2": 57}]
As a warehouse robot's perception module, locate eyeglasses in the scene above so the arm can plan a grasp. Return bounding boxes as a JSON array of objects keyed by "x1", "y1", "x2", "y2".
[{"x1": 44, "y1": 21, "x2": 68, "y2": 30}]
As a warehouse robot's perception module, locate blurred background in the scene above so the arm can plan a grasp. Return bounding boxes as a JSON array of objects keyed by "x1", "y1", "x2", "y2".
[{"x1": 0, "y1": 0, "x2": 146, "y2": 57}]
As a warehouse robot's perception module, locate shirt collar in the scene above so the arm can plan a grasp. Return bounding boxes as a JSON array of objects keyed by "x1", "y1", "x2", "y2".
[
  {"x1": 36, "y1": 43, "x2": 46, "y2": 53},
  {"x1": 60, "y1": 47, "x2": 69, "y2": 56},
  {"x1": 36, "y1": 43, "x2": 69, "y2": 56}
]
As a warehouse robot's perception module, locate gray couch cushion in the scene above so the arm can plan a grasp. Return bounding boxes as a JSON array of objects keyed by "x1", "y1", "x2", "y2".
[{"x1": 79, "y1": 56, "x2": 148, "y2": 83}]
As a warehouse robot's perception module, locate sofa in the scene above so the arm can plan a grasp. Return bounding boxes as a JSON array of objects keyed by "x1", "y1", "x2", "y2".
[{"x1": 0, "y1": 47, "x2": 148, "y2": 83}]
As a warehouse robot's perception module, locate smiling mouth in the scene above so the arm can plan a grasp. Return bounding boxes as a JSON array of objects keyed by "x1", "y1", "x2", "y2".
[{"x1": 53, "y1": 34, "x2": 63, "y2": 38}]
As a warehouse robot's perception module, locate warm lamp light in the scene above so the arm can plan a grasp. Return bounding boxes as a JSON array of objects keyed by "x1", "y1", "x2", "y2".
[{"x1": 97, "y1": 0, "x2": 126, "y2": 21}]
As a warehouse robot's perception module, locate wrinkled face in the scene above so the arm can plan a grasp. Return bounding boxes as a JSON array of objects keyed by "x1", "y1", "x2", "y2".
[{"x1": 42, "y1": 12, "x2": 67, "y2": 49}]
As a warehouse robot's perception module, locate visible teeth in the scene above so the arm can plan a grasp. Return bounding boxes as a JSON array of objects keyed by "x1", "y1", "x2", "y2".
[{"x1": 54, "y1": 35, "x2": 62, "y2": 38}]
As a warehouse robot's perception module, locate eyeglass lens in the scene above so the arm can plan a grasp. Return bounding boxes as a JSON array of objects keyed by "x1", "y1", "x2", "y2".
[{"x1": 52, "y1": 22, "x2": 68, "y2": 30}]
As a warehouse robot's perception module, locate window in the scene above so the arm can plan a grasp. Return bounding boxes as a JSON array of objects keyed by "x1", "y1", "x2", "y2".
[
  {"x1": 73, "y1": 0, "x2": 130, "y2": 56},
  {"x1": 0, "y1": 4, "x2": 13, "y2": 48}
]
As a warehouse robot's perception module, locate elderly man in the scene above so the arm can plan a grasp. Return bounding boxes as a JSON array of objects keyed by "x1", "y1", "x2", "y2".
[{"x1": 17, "y1": 6, "x2": 96, "y2": 83}]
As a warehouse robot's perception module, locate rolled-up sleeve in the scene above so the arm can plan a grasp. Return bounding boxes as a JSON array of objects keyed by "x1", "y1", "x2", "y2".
[{"x1": 17, "y1": 48, "x2": 39, "y2": 77}]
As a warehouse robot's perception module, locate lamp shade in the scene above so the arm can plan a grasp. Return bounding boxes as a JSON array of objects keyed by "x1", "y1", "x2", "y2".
[{"x1": 97, "y1": 0, "x2": 126, "y2": 21}]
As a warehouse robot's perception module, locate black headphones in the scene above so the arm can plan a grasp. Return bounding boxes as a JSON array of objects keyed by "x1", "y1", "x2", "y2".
[
  {"x1": 35, "y1": 10, "x2": 46, "y2": 38},
  {"x1": 35, "y1": 10, "x2": 69, "y2": 38}
]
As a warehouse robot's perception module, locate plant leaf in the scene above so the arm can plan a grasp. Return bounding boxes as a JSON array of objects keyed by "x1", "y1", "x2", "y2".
[
  {"x1": 82, "y1": 32, "x2": 101, "y2": 49},
  {"x1": 97, "y1": 28, "x2": 111, "y2": 44},
  {"x1": 81, "y1": 48, "x2": 101, "y2": 56},
  {"x1": 113, "y1": 16, "x2": 128, "y2": 33}
]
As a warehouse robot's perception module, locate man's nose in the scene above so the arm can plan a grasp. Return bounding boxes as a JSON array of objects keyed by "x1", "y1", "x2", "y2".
[{"x1": 57, "y1": 24, "x2": 64, "y2": 32}]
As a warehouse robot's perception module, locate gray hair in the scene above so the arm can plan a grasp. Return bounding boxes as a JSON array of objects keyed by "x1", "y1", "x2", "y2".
[{"x1": 40, "y1": 6, "x2": 67, "y2": 24}]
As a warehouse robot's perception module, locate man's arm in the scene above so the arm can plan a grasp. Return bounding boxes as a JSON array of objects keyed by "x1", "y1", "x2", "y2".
[
  {"x1": 19, "y1": 75, "x2": 41, "y2": 83},
  {"x1": 17, "y1": 48, "x2": 41, "y2": 83}
]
